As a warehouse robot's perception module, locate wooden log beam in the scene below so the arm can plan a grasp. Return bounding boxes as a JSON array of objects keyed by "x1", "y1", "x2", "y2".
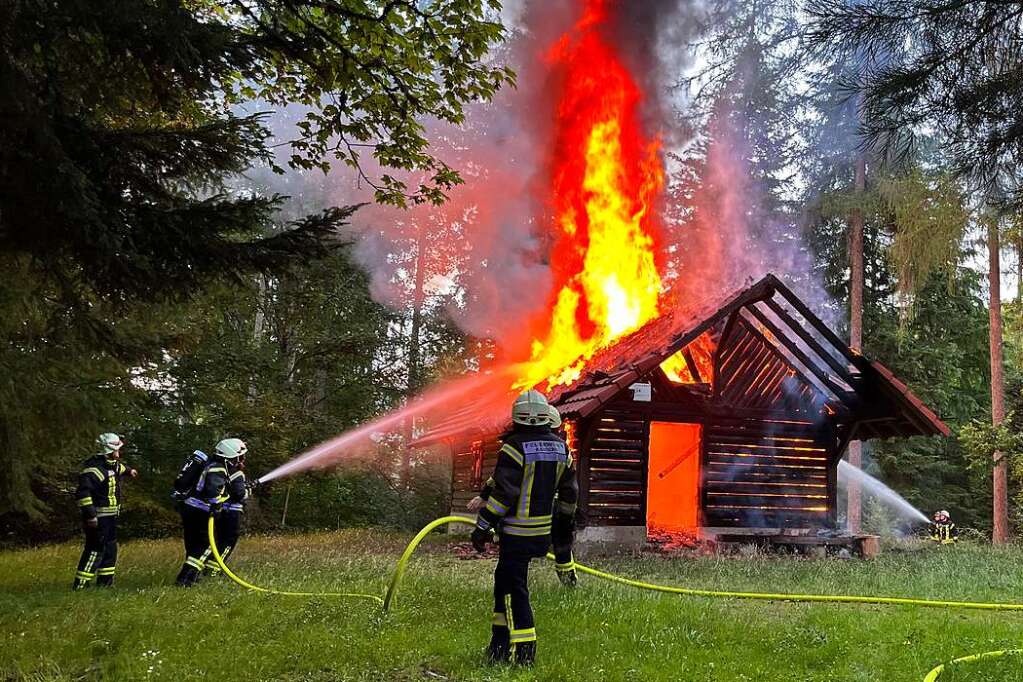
[
  {"x1": 722, "y1": 339, "x2": 778, "y2": 404},
  {"x1": 764, "y1": 275, "x2": 863, "y2": 367},
  {"x1": 682, "y1": 347, "x2": 702, "y2": 383},
  {"x1": 761, "y1": 297, "x2": 858, "y2": 385},
  {"x1": 744, "y1": 306, "x2": 857, "y2": 406}
]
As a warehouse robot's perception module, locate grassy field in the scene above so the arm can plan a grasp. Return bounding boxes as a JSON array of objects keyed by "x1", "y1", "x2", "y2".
[{"x1": 2, "y1": 530, "x2": 1023, "y2": 681}]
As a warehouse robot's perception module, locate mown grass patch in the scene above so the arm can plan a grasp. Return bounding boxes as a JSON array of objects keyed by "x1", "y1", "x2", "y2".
[{"x1": 2, "y1": 531, "x2": 1022, "y2": 680}]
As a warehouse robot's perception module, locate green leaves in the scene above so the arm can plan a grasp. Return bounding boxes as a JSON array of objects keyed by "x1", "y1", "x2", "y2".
[
  {"x1": 1, "y1": 0, "x2": 514, "y2": 301},
  {"x1": 878, "y1": 169, "x2": 969, "y2": 302},
  {"x1": 960, "y1": 417, "x2": 1023, "y2": 473},
  {"x1": 227, "y1": 0, "x2": 514, "y2": 206}
]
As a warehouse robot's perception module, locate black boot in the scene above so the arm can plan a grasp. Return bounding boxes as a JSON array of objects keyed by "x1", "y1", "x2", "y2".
[
  {"x1": 485, "y1": 627, "x2": 511, "y2": 664},
  {"x1": 514, "y1": 641, "x2": 536, "y2": 666},
  {"x1": 175, "y1": 565, "x2": 198, "y2": 587}
]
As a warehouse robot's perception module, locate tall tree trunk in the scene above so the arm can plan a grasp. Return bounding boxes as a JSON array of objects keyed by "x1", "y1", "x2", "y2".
[
  {"x1": 989, "y1": 215, "x2": 1009, "y2": 544},
  {"x1": 846, "y1": 152, "x2": 866, "y2": 533},
  {"x1": 248, "y1": 275, "x2": 268, "y2": 400},
  {"x1": 402, "y1": 231, "x2": 427, "y2": 488},
  {"x1": 1017, "y1": 231, "x2": 1022, "y2": 304}
]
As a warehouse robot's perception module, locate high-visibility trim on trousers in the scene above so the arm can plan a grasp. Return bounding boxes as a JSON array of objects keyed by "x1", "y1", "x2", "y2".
[{"x1": 510, "y1": 627, "x2": 537, "y2": 643}]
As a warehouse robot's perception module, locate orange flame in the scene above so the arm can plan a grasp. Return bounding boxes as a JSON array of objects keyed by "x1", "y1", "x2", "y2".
[
  {"x1": 661, "y1": 333, "x2": 717, "y2": 385},
  {"x1": 514, "y1": 0, "x2": 665, "y2": 390}
]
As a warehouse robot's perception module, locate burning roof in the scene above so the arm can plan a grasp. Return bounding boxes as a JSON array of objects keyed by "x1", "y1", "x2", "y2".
[{"x1": 414, "y1": 274, "x2": 949, "y2": 446}]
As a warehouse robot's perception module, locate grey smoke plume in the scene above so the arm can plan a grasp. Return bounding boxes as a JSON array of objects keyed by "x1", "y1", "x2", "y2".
[
  {"x1": 334, "y1": 0, "x2": 707, "y2": 348},
  {"x1": 248, "y1": 0, "x2": 844, "y2": 350}
]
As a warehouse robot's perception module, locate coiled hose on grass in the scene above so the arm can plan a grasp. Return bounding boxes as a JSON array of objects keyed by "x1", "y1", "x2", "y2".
[{"x1": 208, "y1": 515, "x2": 1020, "y2": 680}]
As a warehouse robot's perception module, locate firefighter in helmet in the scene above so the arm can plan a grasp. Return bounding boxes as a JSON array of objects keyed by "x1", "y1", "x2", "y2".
[
  {"x1": 73, "y1": 433, "x2": 138, "y2": 590},
  {"x1": 467, "y1": 402, "x2": 578, "y2": 587},
  {"x1": 929, "y1": 509, "x2": 959, "y2": 545},
  {"x1": 174, "y1": 438, "x2": 244, "y2": 586},
  {"x1": 205, "y1": 445, "x2": 253, "y2": 577},
  {"x1": 470, "y1": 390, "x2": 579, "y2": 666}
]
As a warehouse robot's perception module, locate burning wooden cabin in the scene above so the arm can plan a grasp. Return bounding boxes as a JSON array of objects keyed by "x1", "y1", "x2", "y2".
[{"x1": 418, "y1": 274, "x2": 948, "y2": 546}]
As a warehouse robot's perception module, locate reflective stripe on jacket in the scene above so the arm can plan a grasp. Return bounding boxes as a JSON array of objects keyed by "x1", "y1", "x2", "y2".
[
  {"x1": 184, "y1": 461, "x2": 230, "y2": 511},
  {"x1": 930, "y1": 522, "x2": 958, "y2": 545},
  {"x1": 76, "y1": 456, "x2": 129, "y2": 520},
  {"x1": 476, "y1": 424, "x2": 578, "y2": 539}
]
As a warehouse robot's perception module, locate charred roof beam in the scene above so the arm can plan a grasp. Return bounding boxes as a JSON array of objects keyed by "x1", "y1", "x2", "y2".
[
  {"x1": 735, "y1": 312, "x2": 857, "y2": 412},
  {"x1": 759, "y1": 297, "x2": 860, "y2": 387},
  {"x1": 764, "y1": 275, "x2": 865, "y2": 371},
  {"x1": 743, "y1": 305, "x2": 858, "y2": 402}
]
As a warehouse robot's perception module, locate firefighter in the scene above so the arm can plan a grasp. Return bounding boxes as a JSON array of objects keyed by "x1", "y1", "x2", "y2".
[
  {"x1": 929, "y1": 510, "x2": 959, "y2": 545},
  {"x1": 205, "y1": 448, "x2": 253, "y2": 577},
  {"x1": 467, "y1": 402, "x2": 578, "y2": 587},
  {"x1": 470, "y1": 390, "x2": 578, "y2": 666},
  {"x1": 174, "y1": 438, "x2": 244, "y2": 586},
  {"x1": 73, "y1": 433, "x2": 138, "y2": 590}
]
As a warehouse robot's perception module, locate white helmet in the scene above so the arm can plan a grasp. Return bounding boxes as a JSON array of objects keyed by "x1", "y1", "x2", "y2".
[
  {"x1": 547, "y1": 403, "x2": 562, "y2": 429},
  {"x1": 97, "y1": 433, "x2": 124, "y2": 454},
  {"x1": 215, "y1": 438, "x2": 248, "y2": 460},
  {"x1": 512, "y1": 390, "x2": 551, "y2": 426}
]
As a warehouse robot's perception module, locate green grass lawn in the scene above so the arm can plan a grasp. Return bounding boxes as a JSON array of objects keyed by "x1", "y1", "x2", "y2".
[{"x1": 2, "y1": 530, "x2": 1022, "y2": 681}]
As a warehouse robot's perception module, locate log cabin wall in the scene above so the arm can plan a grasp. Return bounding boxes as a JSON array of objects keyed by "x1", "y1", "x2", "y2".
[
  {"x1": 578, "y1": 409, "x2": 650, "y2": 527},
  {"x1": 447, "y1": 411, "x2": 839, "y2": 530},
  {"x1": 700, "y1": 418, "x2": 836, "y2": 528},
  {"x1": 449, "y1": 436, "x2": 502, "y2": 514}
]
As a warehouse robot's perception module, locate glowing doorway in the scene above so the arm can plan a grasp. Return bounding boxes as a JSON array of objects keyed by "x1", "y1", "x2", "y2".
[{"x1": 647, "y1": 422, "x2": 702, "y2": 533}]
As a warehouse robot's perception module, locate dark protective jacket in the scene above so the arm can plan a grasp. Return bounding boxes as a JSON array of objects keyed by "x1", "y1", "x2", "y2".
[
  {"x1": 224, "y1": 462, "x2": 249, "y2": 513},
  {"x1": 76, "y1": 455, "x2": 131, "y2": 520},
  {"x1": 476, "y1": 424, "x2": 578, "y2": 539},
  {"x1": 182, "y1": 458, "x2": 230, "y2": 513},
  {"x1": 930, "y1": 521, "x2": 959, "y2": 545}
]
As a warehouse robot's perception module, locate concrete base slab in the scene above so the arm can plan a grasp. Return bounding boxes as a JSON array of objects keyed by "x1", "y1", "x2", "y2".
[
  {"x1": 445, "y1": 512, "x2": 475, "y2": 533},
  {"x1": 576, "y1": 525, "x2": 647, "y2": 551}
]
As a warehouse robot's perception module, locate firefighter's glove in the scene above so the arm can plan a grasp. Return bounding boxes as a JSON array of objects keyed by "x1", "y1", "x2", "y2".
[
  {"x1": 471, "y1": 520, "x2": 494, "y2": 553},
  {"x1": 557, "y1": 567, "x2": 578, "y2": 588},
  {"x1": 209, "y1": 502, "x2": 223, "y2": 518},
  {"x1": 245, "y1": 479, "x2": 261, "y2": 492},
  {"x1": 83, "y1": 517, "x2": 99, "y2": 529}
]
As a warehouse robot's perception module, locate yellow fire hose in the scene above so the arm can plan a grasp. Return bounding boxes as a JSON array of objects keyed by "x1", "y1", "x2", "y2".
[
  {"x1": 205, "y1": 516, "x2": 383, "y2": 604},
  {"x1": 207, "y1": 515, "x2": 1020, "y2": 680}
]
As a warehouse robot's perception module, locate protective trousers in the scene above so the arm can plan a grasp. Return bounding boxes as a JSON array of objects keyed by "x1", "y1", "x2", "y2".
[
  {"x1": 176, "y1": 506, "x2": 213, "y2": 586},
  {"x1": 74, "y1": 516, "x2": 117, "y2": 589},
  {"x1": 491, "y1": 545, "x2": 538, "y2": 660},
  {"x1": 206, "y1": 510, "x2": 241, "y2": 576},
  {"x1": 551, "y1": 514, "x2": 574, "y2": 571}
]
